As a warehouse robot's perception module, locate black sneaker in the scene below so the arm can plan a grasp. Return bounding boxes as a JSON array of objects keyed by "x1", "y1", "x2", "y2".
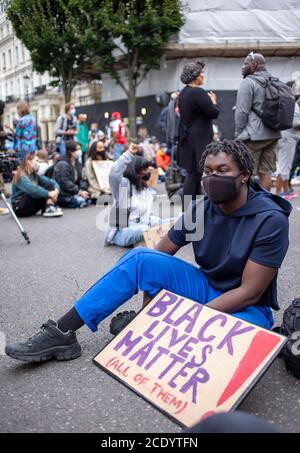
[
  {"x1": 109, "y1": 311, "x2": 137, "y2": 336},
  {"x1": 5, "y1": 320, "x2": 81, "y2": 362}
]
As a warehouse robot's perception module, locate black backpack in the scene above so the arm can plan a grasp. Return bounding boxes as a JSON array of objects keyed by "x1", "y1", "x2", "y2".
[
  {"x1": 280, "y1": 299, "x2": 300, "y2": 378},
  {"x1": 250, "y1": 75, "x2": 295, "y2": 131}
]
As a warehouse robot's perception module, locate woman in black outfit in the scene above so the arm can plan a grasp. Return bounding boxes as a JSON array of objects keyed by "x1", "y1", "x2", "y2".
[{"x1": 177, "y1": 61, "x2": 219, "y2": 199}]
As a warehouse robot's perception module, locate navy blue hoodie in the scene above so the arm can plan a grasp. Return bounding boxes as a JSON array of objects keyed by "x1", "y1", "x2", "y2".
[{"x1": 168, "y1": 184, "x2": 291, "y2": 310}]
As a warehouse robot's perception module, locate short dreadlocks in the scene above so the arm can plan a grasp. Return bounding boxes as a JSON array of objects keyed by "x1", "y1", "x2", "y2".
[{"x1": 199, "y1": 140, "x2": 254, "y2": 180}]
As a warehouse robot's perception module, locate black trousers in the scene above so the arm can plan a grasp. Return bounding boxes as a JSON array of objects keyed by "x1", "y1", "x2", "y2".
[
  {"x1": 13, "y1": 195, "x2": 47, "y2": 217},
  {"x1": 183, "y1": 171, "x2": 202, "y2": 200}
]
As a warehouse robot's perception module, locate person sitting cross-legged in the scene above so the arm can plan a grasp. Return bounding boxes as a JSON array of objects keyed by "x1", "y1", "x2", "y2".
[
  {"x1": 5, "y1": 140, "x2": 291, "y2": 363},
  {"x1": 53, "y1": 140, "x2": 91, "y2": 209},
  {"x1": 11, "y1": 152, "x2": 63, "y2": 218}
]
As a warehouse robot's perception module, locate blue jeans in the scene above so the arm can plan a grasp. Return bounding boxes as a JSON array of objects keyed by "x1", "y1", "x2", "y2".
[
  {"x1": 59, "y1": 194, "x2": 88, "y2": 209},
  {"x1": 113, "y1": 143, "x2": 124, "y2": 161},
  {"x1": 112, "y1": 224, "x2": 149, "y2": 247},
  {"x1": 112, "y1": 219, "x2": 174, "y2": 248},
  {"x1": 57, "y1": 140, "x2": 66, "y2": 157},
  {"x1": 74, "y1": 248, "x2": 274, "y2": 333}
]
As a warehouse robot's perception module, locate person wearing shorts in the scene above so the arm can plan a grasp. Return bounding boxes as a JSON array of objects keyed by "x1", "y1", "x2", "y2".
[
  {"x1": 235, "y1": 52, "x2": 281, "y2": 190},
  {"x1": 243, "y1": 139, "x2": 277, "y2": 181}
]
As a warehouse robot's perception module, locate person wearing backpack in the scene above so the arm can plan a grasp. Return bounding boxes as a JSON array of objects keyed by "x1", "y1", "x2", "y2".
[{"x1": 235, "y1": 52, "x2": 294, "y2": 191}]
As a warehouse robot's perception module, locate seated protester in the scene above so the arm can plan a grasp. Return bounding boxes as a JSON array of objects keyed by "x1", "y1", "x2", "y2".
[
  {"x1": 53, "y1": 141, "x2": 91, "y2": 209},
  {"x1": 85, "y1": 140, "x2": 111, "y2": 204},
  {"x1": 5, "y1": 140, "x2": 291, "y2": 363},
  {"x1": 155, "y1": 143, "x2": 171, "y2": 183},
  {"x1": 155, "y1": 143, "x2": 171, "y2": 173},
  {"x1": 12, "y1": 153, "x2": 63, "y2": 218},
  {"x1": 37, "y1": 149, "x2": 50, "y2": 176},
  {"x1": 104, "y1": 143, "x2": 168, "y2": 247},
  {"x1": 44, "y1": 152, "x2": 60, "y2": 179},
  {"x1": 75, "y1": 142, "x2": 83, "y2": 165},
  {"x1": 165, "y1": 160, "x2": 185, "y2": 200}
]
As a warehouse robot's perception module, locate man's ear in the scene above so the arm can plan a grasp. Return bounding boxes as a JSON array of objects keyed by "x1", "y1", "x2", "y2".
[
  {"x1": 242, "y1": 171, "x2": 251, "y2": 184},
  {"x1": 252, "y1": 62, "x2": 258, "y2": 72}
]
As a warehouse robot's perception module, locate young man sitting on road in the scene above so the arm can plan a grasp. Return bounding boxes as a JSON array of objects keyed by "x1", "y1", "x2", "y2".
[{"x1": 5, "y1": 140, "x2": 291, "y2": 362}]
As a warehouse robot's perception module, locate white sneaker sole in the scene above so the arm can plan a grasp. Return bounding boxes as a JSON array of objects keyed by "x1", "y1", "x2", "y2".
[{"x1": 43, "y1": 212, "x2": 64, "y2": 217}]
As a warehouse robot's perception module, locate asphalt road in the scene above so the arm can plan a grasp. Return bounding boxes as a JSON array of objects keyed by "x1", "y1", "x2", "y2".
[{"x1": 0, "y1": 186, "x2": 300, "y2": 433}]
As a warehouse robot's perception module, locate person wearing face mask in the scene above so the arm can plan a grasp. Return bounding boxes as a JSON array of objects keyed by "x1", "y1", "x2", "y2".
[
  {"x1": 11, "y1": 153, "x2": 63, "y2": 217},
  {"x1": 104, "y1": 143, "x2": 167, "y2": 248},
  {"x1": 177, "y1": 61, "x2": 219, "y2": 200},
  {"x1": 55, "y1": 103, "x2": 78, "y2": 158},
  {"x1": 5, "y1": 139, "x2": 291, "y2": 363},
  {"x1": 85, "y1": 140, "x2": 110, "y2": 203},
  {"x1": 53, "y1": 140, "x2": 90, "y2": 209}
]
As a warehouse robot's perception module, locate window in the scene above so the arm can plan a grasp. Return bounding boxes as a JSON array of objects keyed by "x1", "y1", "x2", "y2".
[
  {"x1": 2, "y1": 52, "x2": 6, "y2": 71},
  {"x1": 8, "y1": 49, "x2": 12, "y2": 68},
  {"x1": 10, "y1": 81, "x2": 13, "y2": 96},
  {"x1": 6, "y1": 24, "x2": 9, "y2": 36},
  {"x1": 21, "y1": 45, "x2": 25, "y2": 62},
  {"x1": 15, "y1": 46, "x2": 19, "y2": 65},
  {"x1": 17, "y1": 78, "x2": 20, "y2": 97}
]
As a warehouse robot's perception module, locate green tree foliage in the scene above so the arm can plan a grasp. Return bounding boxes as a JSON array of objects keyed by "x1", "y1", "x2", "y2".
[
  {"x1": 7, "y1": 0, "x2": 89, "y2": 102},
  {"x1": 85, "y1": 0, "x2": 185, "y2": 136},
  {"x1": 8, "y1": 0, "x2": 185, "y2": 134}
]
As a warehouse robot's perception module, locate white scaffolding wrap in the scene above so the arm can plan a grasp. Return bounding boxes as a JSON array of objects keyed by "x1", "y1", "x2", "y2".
[{"x1": 181, "y1": 0, "x2": 300, "y2": 43}]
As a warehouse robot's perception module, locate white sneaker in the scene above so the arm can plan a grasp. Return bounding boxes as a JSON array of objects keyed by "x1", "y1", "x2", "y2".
[
  {"x1": 291, "y1": 176, "x2": 300, "y2": 186},
  {"x1": 43, "y1": 205, "x2": 63, "y2": 217}
]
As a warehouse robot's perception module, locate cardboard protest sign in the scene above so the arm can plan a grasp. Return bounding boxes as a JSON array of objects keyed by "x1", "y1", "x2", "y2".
[
  {"x1": 94, "y1": 290, "x2": 286, "y2": 428},
  {"x1": 92, "y1": 160, "x2": 114, "y2": 191},
  {"x1": 143, "y1": 223, "x2": 172, "y2": 249}
]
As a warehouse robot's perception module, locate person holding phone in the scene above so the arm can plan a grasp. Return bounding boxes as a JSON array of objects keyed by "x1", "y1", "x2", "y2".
[{"x1": 104, "y1": 143, "x2": 166, "y2": 247}]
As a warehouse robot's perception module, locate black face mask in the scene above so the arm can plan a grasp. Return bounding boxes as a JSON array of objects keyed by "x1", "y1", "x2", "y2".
[
  {"x1": 97, "y1": 151, "x2": 105, "y2": 158},
  {"x1": 202, "y1": 173, "x2": 243, "y2": 204},
  {"x1": 142, "y1": 172, "x2": 151, "y2": 182}
]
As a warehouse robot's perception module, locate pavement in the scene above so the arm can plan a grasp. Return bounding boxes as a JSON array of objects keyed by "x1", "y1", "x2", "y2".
[{"x1": 0, "y1": 184, "x2": 300, "y2": 433}]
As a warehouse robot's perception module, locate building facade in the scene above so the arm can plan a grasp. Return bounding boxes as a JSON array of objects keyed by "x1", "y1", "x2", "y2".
[
  {"x1": 0, "y1": 1, "x2": 65, "y2": 143},
  {"x1": 1, "y1": 0, "x2": 300, "y2": 142}
]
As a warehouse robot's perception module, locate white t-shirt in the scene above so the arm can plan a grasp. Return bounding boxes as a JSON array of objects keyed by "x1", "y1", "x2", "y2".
[
  {"x1": 37, "y1": 162, "x2": 50, "y2": 176},
  {"x1": 282, "y1": 102, "x2": 300, "y2": 140}
]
